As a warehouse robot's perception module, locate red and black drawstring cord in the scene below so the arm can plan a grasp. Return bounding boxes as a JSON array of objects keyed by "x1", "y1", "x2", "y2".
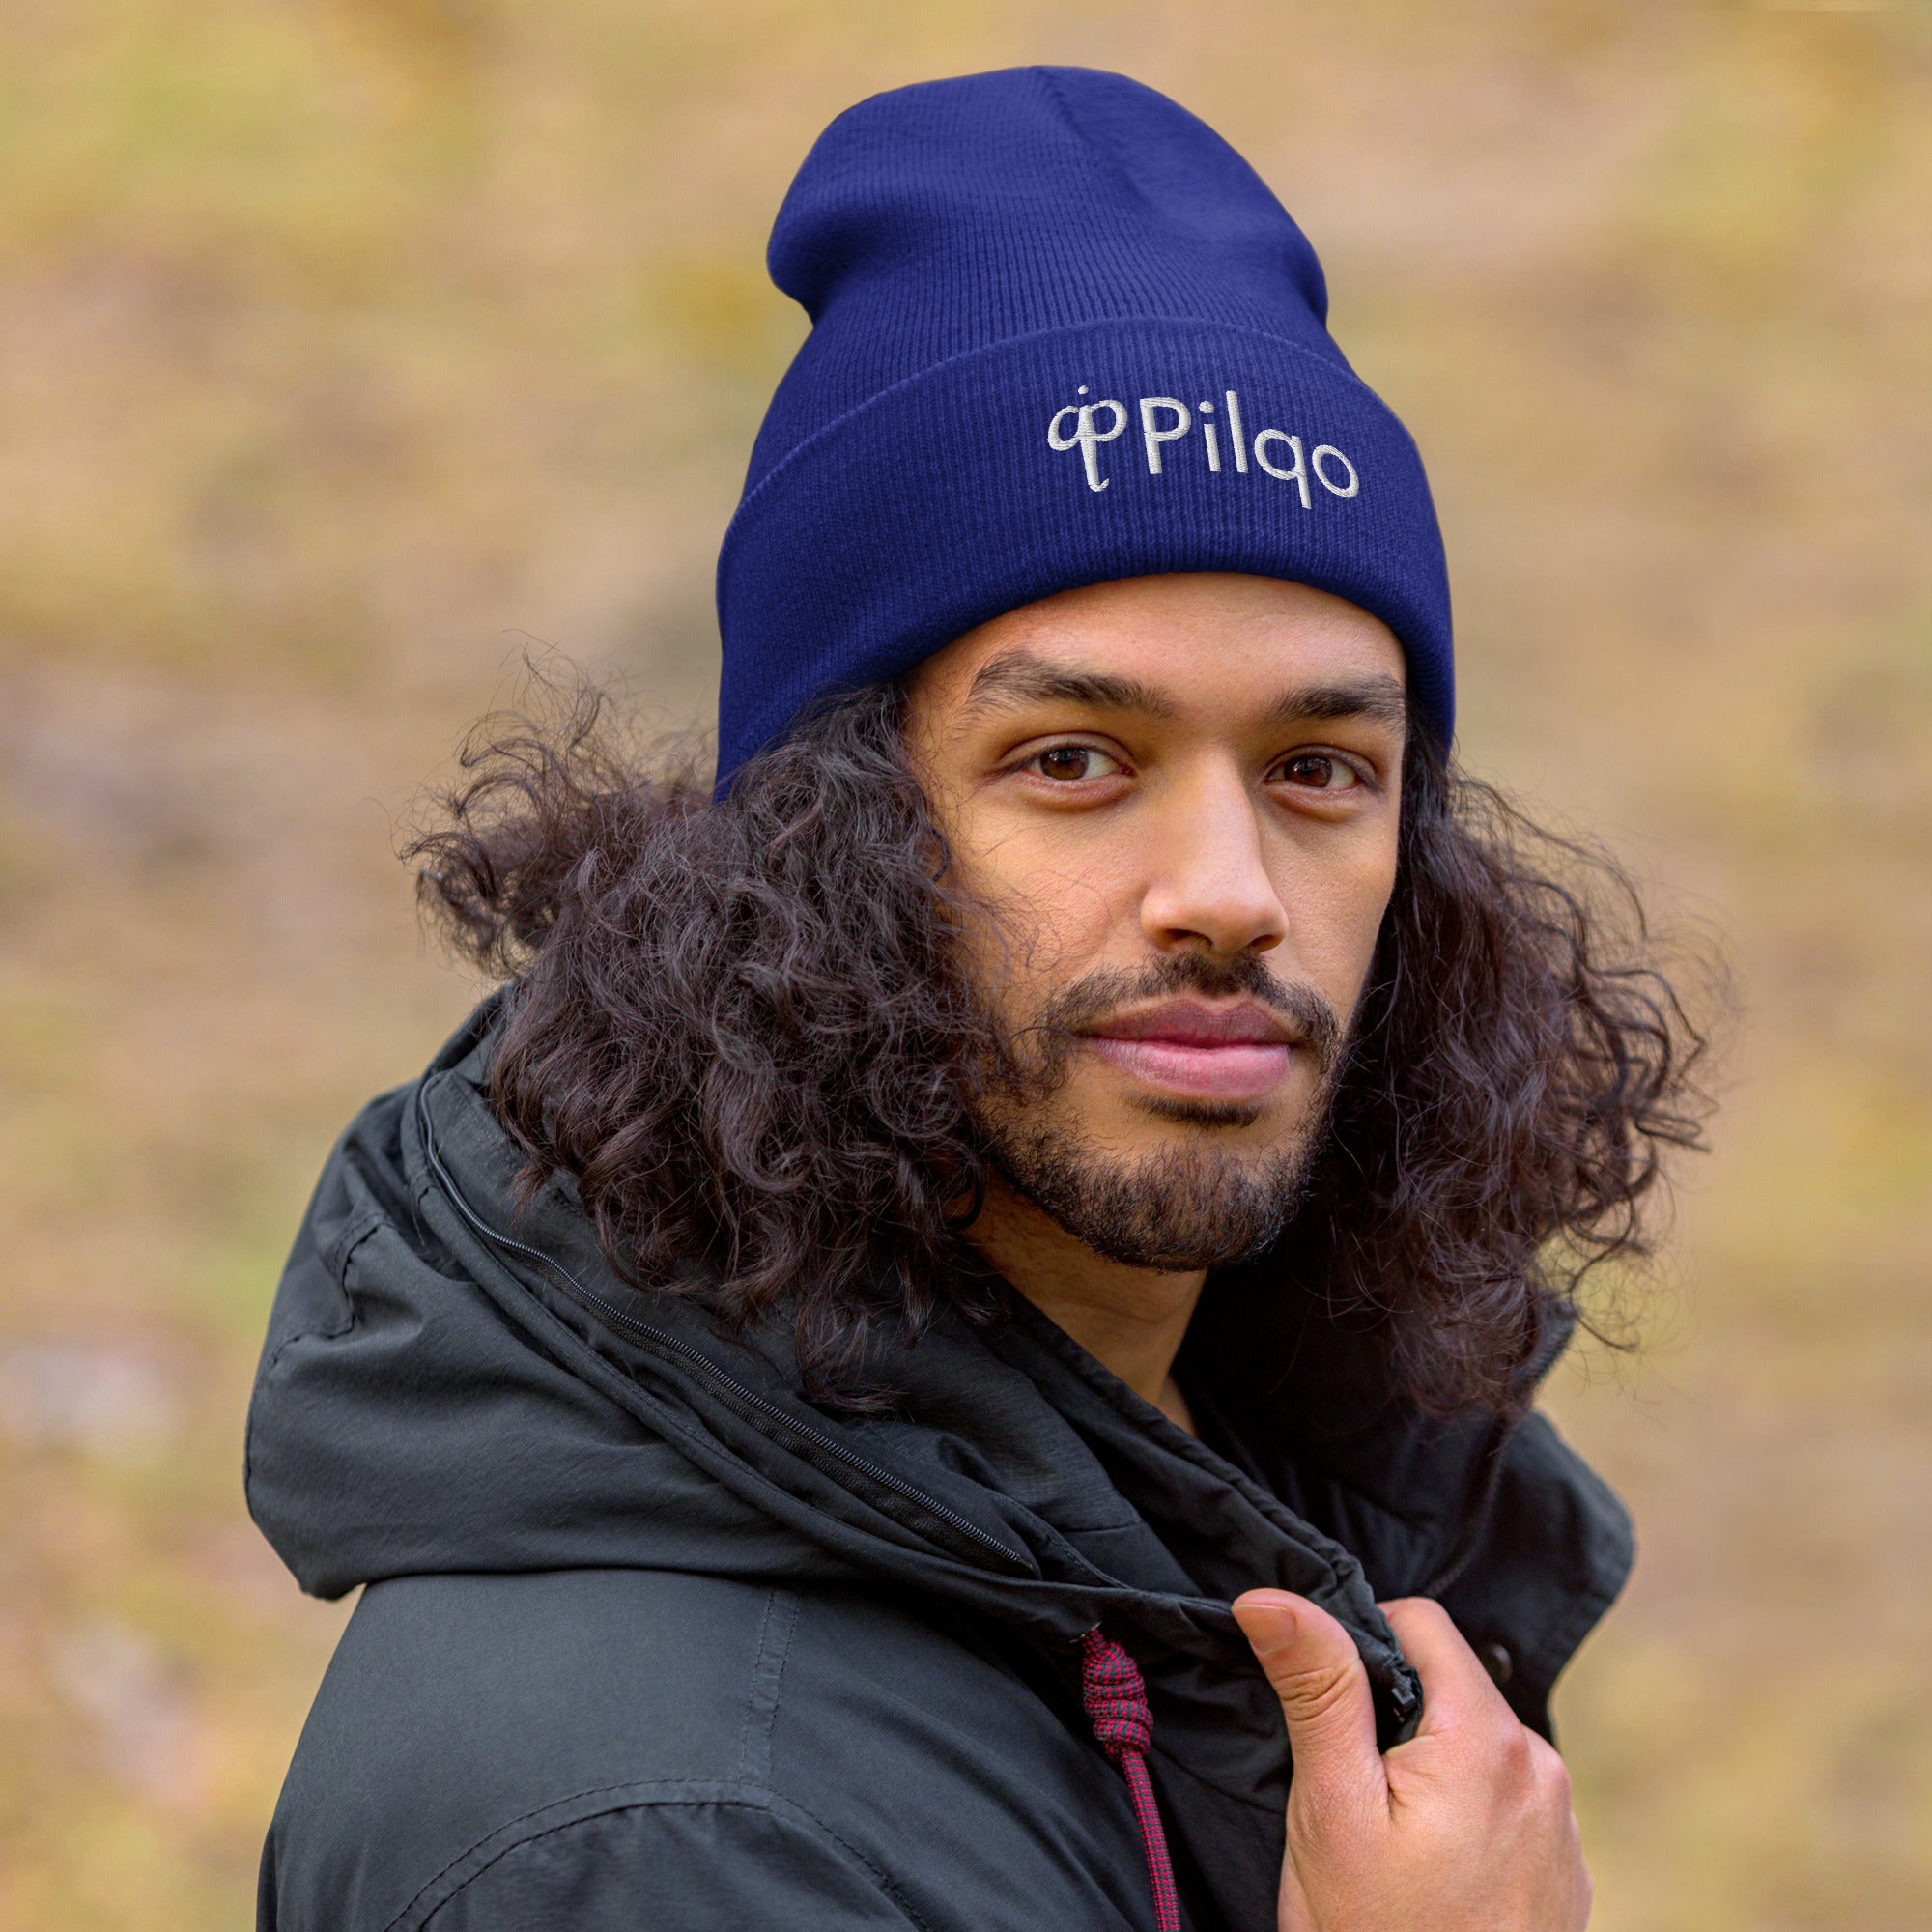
[{"x1": 1079, "y1": 1628, "x2": 1181, "y2": 1932}]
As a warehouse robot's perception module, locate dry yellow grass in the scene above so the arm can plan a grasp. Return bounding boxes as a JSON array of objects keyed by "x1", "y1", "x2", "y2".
[{"x1": 1, "y1": 4, "x2": 1927, "y2": 1925}]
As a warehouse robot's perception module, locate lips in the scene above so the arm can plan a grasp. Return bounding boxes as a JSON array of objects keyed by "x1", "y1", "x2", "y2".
[{"x1": 1082, "y1": 999, "x2": 1300, "y2": 1103}]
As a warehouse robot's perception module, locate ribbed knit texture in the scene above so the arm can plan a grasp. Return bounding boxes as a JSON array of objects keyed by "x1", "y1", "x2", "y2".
[
  {"x1": 1080, "y1": 1628, "x2": 1182, "y2": 1932},
  {"x1": 715, "y1": 66, "x2": 1453, "y2": 781}
]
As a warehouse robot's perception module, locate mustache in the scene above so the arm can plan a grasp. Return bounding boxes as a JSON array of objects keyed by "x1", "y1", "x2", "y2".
[{"x1": 1020, "y1": 952, "x2": 1345, "y2": 1077}]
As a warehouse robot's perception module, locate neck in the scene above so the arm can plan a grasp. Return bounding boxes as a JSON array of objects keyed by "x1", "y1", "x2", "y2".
[{"x1": 966, "y1": 1171, "x2": 1204, "y2": 1435}]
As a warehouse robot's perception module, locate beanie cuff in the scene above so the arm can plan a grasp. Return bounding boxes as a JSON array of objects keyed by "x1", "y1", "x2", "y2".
[{"x1": 716, "y1": 315, "x2": 1452, "y2": 781}]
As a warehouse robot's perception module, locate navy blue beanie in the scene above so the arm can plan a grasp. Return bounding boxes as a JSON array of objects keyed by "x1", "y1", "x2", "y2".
[{"x1": 714, "y1": 66, "x2": 1453, "y2": 781}]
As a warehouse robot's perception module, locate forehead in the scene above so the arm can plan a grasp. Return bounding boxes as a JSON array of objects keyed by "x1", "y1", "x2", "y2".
[{"x1": 913, "y1": 572, "x2": 1406, "y2": 715}]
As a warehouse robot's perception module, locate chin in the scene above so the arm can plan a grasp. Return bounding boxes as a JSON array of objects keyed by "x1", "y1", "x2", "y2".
[
  {"x1": 1129, "y1": 1094, "x2": 1274, "y2": 1130},
  {"x1": 1070, "y1": 1094, "x2": 1321, "y2": 1179},
  {"x1": 1096, "y1": 1073, "x2": 1316, "y2": 1144},
  {"x1": 1005, "y1": 1123, "x2": 1318, "y2": 1273}
]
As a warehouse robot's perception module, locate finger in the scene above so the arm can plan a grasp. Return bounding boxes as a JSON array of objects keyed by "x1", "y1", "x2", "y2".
[
  {"x1": 1378, "y1": 1598, "x2": 1516, "y2": 1736},
  {"x1": 1233, "y1": 1590, "x2": 1383, "y2": 1796}
]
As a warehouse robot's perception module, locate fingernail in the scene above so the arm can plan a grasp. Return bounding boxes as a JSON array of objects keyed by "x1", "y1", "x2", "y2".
[{"x1": 1234, "y1": 1592, "x2": 1298, "y2": 1644}]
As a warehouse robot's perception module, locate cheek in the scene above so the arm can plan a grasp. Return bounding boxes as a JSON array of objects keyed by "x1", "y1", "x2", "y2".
[
  {"x1": 1275, "y1": 835, "x2": 1399, "y2": 1011},
  {"x1": 1347, "y1": 849, "x2": 1401, "y2": 999},
  {"x1": 952, "y1": 821, "x2": 1140, "y2": 999}
]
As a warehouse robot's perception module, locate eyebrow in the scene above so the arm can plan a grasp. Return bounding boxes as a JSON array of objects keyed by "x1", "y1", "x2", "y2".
[
  {"x1": 961, "y1": 648, "x2": 1177, "y2": 720},
  {"x1": 960, "y1": 648, "x2": 1409, "y2": 734},
  {"x1": 1263, "y1": 673, "x2": 1409, "y2": 732}
]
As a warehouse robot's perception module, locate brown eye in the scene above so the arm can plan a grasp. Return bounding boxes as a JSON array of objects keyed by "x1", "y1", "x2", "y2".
[
  {"x1": 1032, "y1": 746, "x2": 1120, "y2": 781},
  {"x1": 1277, "y1": 753, "x2": 1360, "y2": 791}
]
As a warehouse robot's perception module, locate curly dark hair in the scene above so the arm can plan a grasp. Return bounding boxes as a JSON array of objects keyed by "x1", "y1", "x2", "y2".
[{"x1": 410, "y1": 672, "x2": 1714, "y2": 1414}]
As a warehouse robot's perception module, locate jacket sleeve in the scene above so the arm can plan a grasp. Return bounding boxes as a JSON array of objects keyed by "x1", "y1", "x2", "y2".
[{"x1": 415, "y1": 1793, "x2": 924, "y2": 1932}]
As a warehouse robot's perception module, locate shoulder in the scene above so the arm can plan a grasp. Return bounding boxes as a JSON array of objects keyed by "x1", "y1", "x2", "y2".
[
  {"x1": 265, "y1": 1567, "x2": 882, "y2": 1930},
  {"x1": 1437, "y1": 1408, "x2": 1635, "y2": 1736},
  {"x1": 264, "y1": 1569, "x2": 1149, "y2": 1932}
]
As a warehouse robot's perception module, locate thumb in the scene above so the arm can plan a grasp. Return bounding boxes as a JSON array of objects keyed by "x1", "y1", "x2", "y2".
[{"x1": 1233, "y1": 1591, "x2": 1383, "y2": 1797}]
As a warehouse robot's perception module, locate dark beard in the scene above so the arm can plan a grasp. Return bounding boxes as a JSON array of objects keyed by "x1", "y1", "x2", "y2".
[
  {"x1": 986, "y1": 1117, "x2": 1323, "y2": 1270},
  {"x1": 974, "y1": 952, "x2": 1346, "y2": 1271}
]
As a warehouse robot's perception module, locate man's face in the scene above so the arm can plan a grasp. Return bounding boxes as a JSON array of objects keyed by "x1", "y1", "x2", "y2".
[{"x1": 904, "y1": 572, "x2": 1407, "y2": 1271}]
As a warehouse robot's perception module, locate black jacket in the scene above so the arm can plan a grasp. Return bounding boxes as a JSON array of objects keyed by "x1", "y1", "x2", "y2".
[{"x1": 248, "y1": 1004, "x2": 1633, "y2": 1931}]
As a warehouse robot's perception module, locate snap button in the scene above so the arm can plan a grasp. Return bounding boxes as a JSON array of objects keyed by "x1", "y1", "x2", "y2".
[{"x1": 1478, "y1": 1641, "x2": 1514, "y2": 1687}]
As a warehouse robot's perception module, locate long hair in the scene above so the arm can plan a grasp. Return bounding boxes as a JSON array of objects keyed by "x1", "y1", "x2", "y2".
[{"x1": 410, "y1": 674, "x2": 1714, "y2": 1413}]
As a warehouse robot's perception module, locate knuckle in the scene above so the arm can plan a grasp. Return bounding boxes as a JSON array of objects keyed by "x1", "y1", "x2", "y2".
[
  {"x1": 1526, "y1": 1734, "x2": 1573, "y2": 1801},
  {"x1": 1381, "y1": 1595, "x2": 1452, "y2": 1638},
  {"x1": 1489, "y1": 1720, "x2": 1537, "y2": 1790},
  {"x1": 1274, "y1": 1660, "x2": 1358, "y2": 1725}
]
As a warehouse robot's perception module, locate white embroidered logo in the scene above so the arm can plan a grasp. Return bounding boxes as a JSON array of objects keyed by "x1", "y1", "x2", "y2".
[
  {"x1": 1046, "y1": 387, "x2": 1361, "y2": 502},
  {"x1": 1046, "y1": 388, "x2": 1128, "y2": 492}
]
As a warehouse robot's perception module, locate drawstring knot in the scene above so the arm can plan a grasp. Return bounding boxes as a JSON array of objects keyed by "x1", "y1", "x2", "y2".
[
  {"x1": 1080, "y1": 1627, "x2": 1154, "y2": 1758},
  {"x1": 1079, "y1": 1629, "x2": 1180, "y2": 1932}
]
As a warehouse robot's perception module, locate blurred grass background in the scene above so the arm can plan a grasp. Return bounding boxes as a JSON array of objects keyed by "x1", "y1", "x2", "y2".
[{"x1": 0, "y1": 2, "x2": 1927, "y2": 1925}]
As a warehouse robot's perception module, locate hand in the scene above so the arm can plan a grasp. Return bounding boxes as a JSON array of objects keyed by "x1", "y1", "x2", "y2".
[{"x1": 1232, "y1": 1591, "x2": 1590, "y2": 1932}]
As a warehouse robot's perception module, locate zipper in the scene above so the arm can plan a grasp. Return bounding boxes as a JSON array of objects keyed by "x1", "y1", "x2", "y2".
[{"x1": 412, "y1": 1079, "x2": 1022, "y2": 1570}]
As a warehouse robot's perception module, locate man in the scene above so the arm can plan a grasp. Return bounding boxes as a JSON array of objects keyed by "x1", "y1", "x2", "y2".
[{"x1": 250, "y1": 68, "x2": 1707, "y2": 1931}]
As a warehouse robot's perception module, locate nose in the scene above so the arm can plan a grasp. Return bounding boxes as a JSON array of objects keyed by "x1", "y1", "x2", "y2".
[{"x1": 1138, "y1": 760, "x2": 1288, "y2": 958}]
